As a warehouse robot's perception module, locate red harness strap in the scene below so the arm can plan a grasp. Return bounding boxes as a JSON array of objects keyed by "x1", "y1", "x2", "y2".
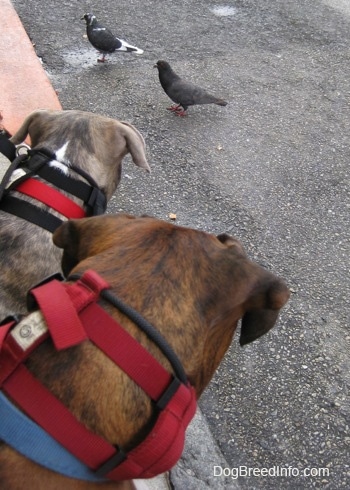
[
  {"x1": 30, "y1": 276, "x2": 89, "y2": 350},
  {"x1": 0, "y1": 271, "x2": 197, "y2": 480},
  {"x1": 15, "y1": 178, "x2": 86, "y2": 219},
  {"x1": 0, "y1": 318, "x2": 49, "y2": 386},
  {"x1": 3, "y1": 365, "x2": 117, "y2": 469},
  {"x1": 0, "y1": 320, "x2": 14, "y2": 348}
]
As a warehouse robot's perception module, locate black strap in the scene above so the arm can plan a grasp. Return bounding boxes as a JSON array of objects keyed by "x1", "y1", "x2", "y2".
[
  {"x1": 37, "y1": 165, "x2": 91, "y2": 200},
  {"x1": 0, "y1": 195, "x2": 62, "y2": 233},
  {"x1": 23, "y1": 150, "x2": 107, "y2": 216},
  {"x1": 69, "y1": 273, "x2": 188, "y2": 384},
  {"x1": 97, "y1": 288, "x2": 188, "y2": 384},
  {"x1": 0, "y1": 133, "x2": 16, "y2": 161},
  {"x1": 0, "y1": 154, "x2": 30, "y2": 202},
  {"x1": 35, "y1": 165, "x2": 106, "y2": 215},
  {"x1": 94, "y1": 448, "x2": 127, "y2": 477},
  {"x1": 0, "y1": 150, "x2": 53, "y2": 202},
  {"x1": 156, "y1": 377, "x2": 181, "y2": 410},
  {"x1": 99, "y1": 288, "x2": 188, "y2": 384}
]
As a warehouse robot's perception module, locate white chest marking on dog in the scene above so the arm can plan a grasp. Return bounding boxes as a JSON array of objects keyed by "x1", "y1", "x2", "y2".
[
  {"x1": 11, "y1": 311, "x2": 48, "y2": 351},
  {"x1": 49, "y1": 141, "x2": 71, "y2": 174},
  {"x1": 55, "y1": 141, "x2": 69, "y2": 163}
]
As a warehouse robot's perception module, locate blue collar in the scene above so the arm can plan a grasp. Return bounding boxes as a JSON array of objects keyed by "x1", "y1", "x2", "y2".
[{"x1": 0, "y1": 391, "x2": 106, "y2": 482}]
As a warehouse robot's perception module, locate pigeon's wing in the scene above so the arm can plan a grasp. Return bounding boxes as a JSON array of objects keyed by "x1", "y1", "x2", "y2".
[
  {"x1": 168, "y1": 79, "x2": 199, "y2": 107},
  {"x1": 169, "y1": 79, "x2": 222, "y2": 108},
  {"x1": 191, "y1": 86, "x2": 224, "y2": 105},
  {"x1": 87, "y1": 26, "x2": 120, "y2": 53}
]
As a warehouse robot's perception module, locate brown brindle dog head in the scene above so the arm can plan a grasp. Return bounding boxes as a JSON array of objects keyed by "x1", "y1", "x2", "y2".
[
  {"x1": 0, "y1": 214, "x2": 289, "y2": 489},
  {"x1": 53, "y1": 214, "x2": 290, "y2": 396}
]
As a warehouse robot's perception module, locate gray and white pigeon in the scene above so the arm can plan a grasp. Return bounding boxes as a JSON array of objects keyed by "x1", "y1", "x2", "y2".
[
  {"x1": 154, "y1": 60, "x2": 228, "y2": 116},
  {"x1": 82, "y1": 13, "x2": 144, "y2": 62}
]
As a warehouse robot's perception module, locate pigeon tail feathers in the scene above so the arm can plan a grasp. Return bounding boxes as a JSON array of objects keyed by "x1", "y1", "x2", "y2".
[
  {"x1": 118, "y1": 39, "x2": 144, "y2": 54},
  {"x1": 216, "y1": 100, "x2": 228, "y2": 106}
]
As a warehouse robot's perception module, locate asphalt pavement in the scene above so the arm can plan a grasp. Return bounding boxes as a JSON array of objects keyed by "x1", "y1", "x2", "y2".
[{"x1": 6, "y1": 0, "x2": 350, "y2": 488}]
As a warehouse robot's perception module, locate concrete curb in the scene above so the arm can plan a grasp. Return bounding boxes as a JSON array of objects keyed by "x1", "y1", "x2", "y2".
[
  {"x1": 0, "y1": 0, "x2": 61, "y2": 136},
  {"x1": 170, "y1": 408, "x2": 240, "y2": 489}
]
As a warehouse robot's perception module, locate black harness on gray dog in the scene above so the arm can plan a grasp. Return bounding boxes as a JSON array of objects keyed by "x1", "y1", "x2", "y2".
[
  {"x1": 0, "y1": 135, "x2": 107, "y2": 232},
  {"x1": 0, "y1": 131, "x2": 16, "y2": 161}
]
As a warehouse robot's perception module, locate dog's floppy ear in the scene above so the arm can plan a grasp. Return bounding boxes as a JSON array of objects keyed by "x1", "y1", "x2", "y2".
[
  {"x1": 120, "y1": 121, "x2": 151, "y2": 173},
  {"x1": 9, "y1": 109, "x2": 50, "y2": 145},
  {"x1": 240, "y1": 278, "x2": 290, "y2": 346},
  {"x1": 53, "y1": 220, "x2": 82, "y2": 277},
  {"x1": 217, "y1": 233, "x2": 246, "y2": 255},
  {"x1": 9, "y1": 111, "x2": 35, "y2": 144}
]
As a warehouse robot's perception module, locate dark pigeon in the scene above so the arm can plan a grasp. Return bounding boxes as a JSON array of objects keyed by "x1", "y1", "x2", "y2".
[
  {"x1": 82, "y1": 13, "x2": 144, "y2": 62},
  {"x1": 154, "y1": 60, "x2": 228, "y2": 116}
]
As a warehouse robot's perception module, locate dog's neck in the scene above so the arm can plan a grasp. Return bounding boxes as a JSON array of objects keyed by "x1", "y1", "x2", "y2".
[{"x1": 0, "y1": 146, "x2": 107, "y2": 231}]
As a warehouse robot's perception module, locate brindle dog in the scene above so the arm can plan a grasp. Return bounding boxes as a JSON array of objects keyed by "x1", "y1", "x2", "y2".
[{"x1": 0, "y1": 214, "x2": 290, "y2": 489}]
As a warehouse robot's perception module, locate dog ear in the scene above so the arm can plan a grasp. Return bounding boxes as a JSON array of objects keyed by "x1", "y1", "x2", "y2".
[
  {"x1": 120, "y1": 121, "x2": 151, "y2": 173},
  {"x1": 216, "y1": 233, "x2": 246, "y2": 255},
  {"x1": 9, "y1": 112, "x2": 35, "y2": 144},
  {"x1": 9, "y1": 109, "x2": 51, "y2": 145},
  {"x1": 53, "y1": 221, "x2": 81, "y2": 276},
  {"x1": 239, "y1": 278, "x2": 290, "y2": 346}
]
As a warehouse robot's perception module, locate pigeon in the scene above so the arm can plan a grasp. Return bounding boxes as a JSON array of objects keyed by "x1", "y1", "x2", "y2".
[
  {"x1": 82, "y1": 13, "x2": 144, "y2": 62},
  {"x1": 154, "y1": 60, "x2": 228, "y2": 116}
]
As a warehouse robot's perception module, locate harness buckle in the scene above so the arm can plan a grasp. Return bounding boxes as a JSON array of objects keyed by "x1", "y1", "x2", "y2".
[
  {"x1": 15, "y1": 144, "x2": 30, "y2": 156},
  {"x1": 10, "y1": 311, "x2": 48, "y2": 351}
]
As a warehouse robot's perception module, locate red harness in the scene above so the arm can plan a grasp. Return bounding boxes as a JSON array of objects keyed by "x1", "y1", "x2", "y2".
[
  {"x1": 0, "y1": 271, "x2": 197, "y2": 480},
  {"x1": 15, "y1": 178, "x2": 86, "y2": 219}
]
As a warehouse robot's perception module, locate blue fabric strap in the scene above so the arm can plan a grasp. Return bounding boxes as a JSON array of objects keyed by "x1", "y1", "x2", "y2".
[{"x1": 0, "y1": 391, "x2": 106, "y2": 482}]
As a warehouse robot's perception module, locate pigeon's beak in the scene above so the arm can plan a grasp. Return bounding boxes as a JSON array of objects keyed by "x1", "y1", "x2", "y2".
[{"x1": 153, "y1": 63, "x2": 158, "y2": 68}]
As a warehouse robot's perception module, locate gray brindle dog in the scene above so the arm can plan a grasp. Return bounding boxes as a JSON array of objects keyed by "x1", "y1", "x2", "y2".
[{"x1": 0, "y1": 109, "x2": 150, "y2": 318}]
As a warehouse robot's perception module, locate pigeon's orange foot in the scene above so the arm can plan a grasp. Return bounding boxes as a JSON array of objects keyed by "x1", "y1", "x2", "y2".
[
  {"x1": 167, "y1": 104, "x2": 182, "y2": 112},
  {"x1": 175, "y1": 110, "x2": 187, "y2": 117}
]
